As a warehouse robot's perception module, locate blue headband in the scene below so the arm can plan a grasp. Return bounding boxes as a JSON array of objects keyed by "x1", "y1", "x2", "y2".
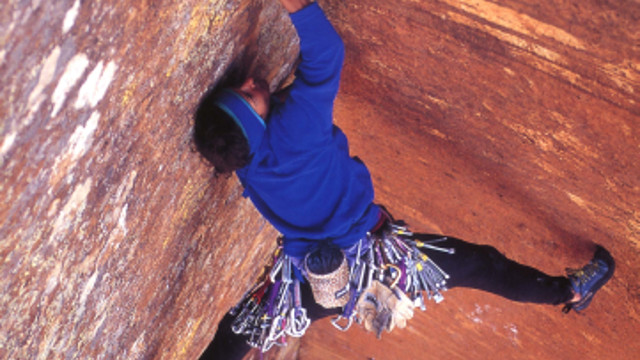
[{"x1": 215, "y1": 89, "x2": 266, "y2": 155}]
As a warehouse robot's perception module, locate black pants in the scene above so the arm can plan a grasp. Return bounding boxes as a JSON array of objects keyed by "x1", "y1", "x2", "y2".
[
  {"x1": 200, "y1": 235, "x2": 573, "y2": 359},
  {"x1": 416, "y1": 234, "x2": 573, "y2": 304}
]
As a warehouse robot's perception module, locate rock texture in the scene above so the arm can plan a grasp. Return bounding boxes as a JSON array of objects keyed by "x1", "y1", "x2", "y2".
[
  {"x1": 1, "y1": 1, "x2": 292, "y2": 359},
  {"x1": 1, "y1": 0, "x2": 639, "y2": 360}
]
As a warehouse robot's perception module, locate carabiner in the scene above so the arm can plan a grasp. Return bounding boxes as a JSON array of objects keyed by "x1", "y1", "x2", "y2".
[{"x1": 330, "y1": 314, "x2": 354, "y2": 331}]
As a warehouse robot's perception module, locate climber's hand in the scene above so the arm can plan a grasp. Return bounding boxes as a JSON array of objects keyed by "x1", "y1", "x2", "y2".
[{"x1": 278, "y1": 0, "x2": 312, "y2": 13}]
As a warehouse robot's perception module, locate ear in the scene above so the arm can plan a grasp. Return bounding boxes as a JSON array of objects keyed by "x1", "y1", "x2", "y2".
[{"x1": 239, "y1": 78, "x2": 254, "y2": 91}]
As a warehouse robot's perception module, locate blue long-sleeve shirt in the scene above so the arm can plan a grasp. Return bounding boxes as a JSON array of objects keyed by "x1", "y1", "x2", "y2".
[{"x1": 236, "y1": 3, "x2": 380, "y2": 258}]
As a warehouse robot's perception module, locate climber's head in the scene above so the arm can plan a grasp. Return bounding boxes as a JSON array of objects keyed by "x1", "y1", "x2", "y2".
[
  {"x1": 194, "y1": 77, "x2": 270, "y2": 175},
  {"x1": 233, "y1": 77, "x2": 271, "y2": 119}
]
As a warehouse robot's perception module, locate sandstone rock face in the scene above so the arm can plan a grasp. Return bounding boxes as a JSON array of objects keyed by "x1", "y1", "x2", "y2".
[
  {"x1": 1, "y1": 1, "x2": 291, "y2": 359},
  {"x1": 1, "y1": 1, "x2": 638, "y2": 360}
]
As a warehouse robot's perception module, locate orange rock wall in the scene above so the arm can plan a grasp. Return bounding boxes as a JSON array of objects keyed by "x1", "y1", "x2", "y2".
[
  {"x1": 1, "y1": 0, "x2": 638, "y2": 359},
  {"x1": 298, "y1": 1, "x2": 640, "y2": 359}
]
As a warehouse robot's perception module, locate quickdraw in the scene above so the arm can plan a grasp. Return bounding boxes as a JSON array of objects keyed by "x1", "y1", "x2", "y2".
[
  {"x1": 229, "y1": 245, "x2": 310, "y2": 352},
  {"x1": 331, "y1": 222, "x2": 454, "y2": 331}
]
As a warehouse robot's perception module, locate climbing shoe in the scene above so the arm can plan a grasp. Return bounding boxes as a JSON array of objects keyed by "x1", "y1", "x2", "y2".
[{"x1": 563, "y1": 245, "x2": 615, "y2": 313}]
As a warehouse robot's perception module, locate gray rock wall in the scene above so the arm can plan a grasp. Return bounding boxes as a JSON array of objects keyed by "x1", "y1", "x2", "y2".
[{"x1": 1, "y1": 1, "x2": 296, "y2": 359}]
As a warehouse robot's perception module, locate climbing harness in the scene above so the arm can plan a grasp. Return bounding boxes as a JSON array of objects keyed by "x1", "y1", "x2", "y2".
[{"x1": 229, "y1": 222, "x2": 454, "y2": 352}]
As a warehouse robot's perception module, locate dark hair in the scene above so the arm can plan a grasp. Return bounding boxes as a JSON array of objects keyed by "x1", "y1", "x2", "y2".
[{"x1": 193, "y1": 90, "x2": 251, "y2": 175}]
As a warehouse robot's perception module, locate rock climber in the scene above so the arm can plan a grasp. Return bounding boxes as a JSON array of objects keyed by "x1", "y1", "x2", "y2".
[{"x1": 193, "y1": 0, "x2": 615, "y2": 358}]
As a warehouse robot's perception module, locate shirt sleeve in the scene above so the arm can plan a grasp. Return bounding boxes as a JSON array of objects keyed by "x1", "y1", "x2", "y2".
[
  {"x1": 268, "y1": 3, "x2": 345, "y2": 150},
  {"x1": 290, "y1": 2, "x2": 345, "y2": 99}
]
